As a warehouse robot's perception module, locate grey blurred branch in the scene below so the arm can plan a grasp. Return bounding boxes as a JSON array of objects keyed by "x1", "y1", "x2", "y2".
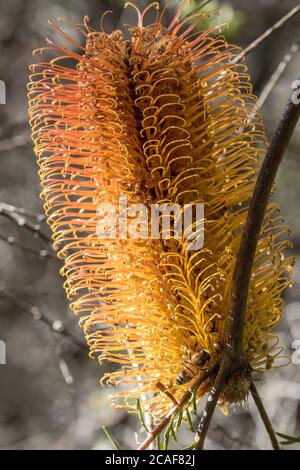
[
  {"x1": 234, "y1": 4, "x2": 300, "y2": 62},
  {"x1": 0, "y1": 233, "x2": 55, "y2": 259},
  {"x1": 0, "y1": 202, "x2": 51, "y2": 244},
  {"x1": 258, "y1": 42, "x2": 300, "y2": 109},
  {"x1": 0, "y1": 132, "x2": 30, "y2": 152},
  {"x1": 0, "y1": 289, "x2": 87, "y2": 351}
]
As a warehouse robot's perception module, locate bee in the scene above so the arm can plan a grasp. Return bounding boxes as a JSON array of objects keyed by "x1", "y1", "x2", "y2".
[{"x1": 176, "y1": 349, "x2": 211, "y2": 385}]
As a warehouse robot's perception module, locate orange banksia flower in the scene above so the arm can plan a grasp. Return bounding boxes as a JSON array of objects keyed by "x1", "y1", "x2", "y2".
[{"x1": 28, "y1": 1, "x2": 293, "y2": 418}]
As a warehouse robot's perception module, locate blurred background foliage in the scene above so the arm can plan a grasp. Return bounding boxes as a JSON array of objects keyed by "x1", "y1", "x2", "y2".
[{"x1": 0, "y1": 0, "x2": 300, "y2": 450}]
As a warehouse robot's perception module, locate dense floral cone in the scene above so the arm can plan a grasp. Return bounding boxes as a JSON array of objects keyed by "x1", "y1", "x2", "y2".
[{"x1": 28, "y1": 1, "x2": 293, "y2": 418}]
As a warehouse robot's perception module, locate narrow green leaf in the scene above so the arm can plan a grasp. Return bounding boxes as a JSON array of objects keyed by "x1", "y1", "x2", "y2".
[
  {"x1": 175, "y1": 409, "x2": 183, "y2": 432},
  {"x1": 276, "y1": 432, "x2": 300, "y2": 445},
  {"x1": 163, "y1": 417, "x2": 175, "y2": 450},
  {"x1": 136, "y1": 399, "x2": 150, "y2": 433},
  {"x1": 103, "y1": 426, "x2": 122, "y2": 450},
  {"x1": 183, "y1": 441, "x2": 197, "y2": 450},
  {"x1": 185, "y1": 407, "x2": 195, "y2": 433},
  {"x1": 163, "y1": 429, "x2": 170, "y2": 450},
  {"x1": 191, "y1": 390, "x2": 197, "y2": 417},
  {"x1": 170, "y1": 423, "x2": 178, "y2": 442}
]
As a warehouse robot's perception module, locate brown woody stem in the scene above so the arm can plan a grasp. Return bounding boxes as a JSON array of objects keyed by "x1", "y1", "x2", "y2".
[
  {"x1": 195, "y1": 363, "x2": 230, "y2": 449},
  {"x1": 137, "y1": 364, "x2": 219, "y2": 450},
  {"x1": 226, "y1": 84, "x2": 300, "y2": 359},
  {"x1": 250, "y1": 382, "x2": 280, "y2": 450}
]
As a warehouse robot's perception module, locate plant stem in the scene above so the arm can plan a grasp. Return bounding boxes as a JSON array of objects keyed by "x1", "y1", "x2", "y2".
[
  {"x1": 226, "y1": 84, "x2": 300, "y2": 358},
  {"x1": 137, "y1": 364, "x2": 218, "y2": 450},
  {"x1": 250, "y1": 382, "x2": 280, "y2": 450},
  {"x1": 195, "y1": 363, "x2": 230, "y2": 449},
  {"x1": 234, "y1": 4, "x2": 300, "y2": 62},
  {"x1": 257, "y1": 42, "x2": 299, "y2": 109},
  {"x1": 196, "y1": 84, "x2": 300, "y2": 449}
]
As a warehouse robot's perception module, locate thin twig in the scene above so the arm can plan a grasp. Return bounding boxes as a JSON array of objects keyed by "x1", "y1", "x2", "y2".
[
  {"x1": 103, "y1": 426, "x2": 122, "y2": 450},
  {"x1": 50, "y1": 332, "x2": 74, "y2": 385},
  {"x1": 257, "y1": 42, "x2": 300, "y2": 109},
  {"x1": 0, "y1": 202, "x2": 45, "y2": 220},
  {"x1": 0, "y1": 290, "x2": 87, "y2": 350},
  {"x1": 250, "y1": 382, "x2": 280, "y2": 450},
  {"x1": 137, "y1": 364, "x2": 218, "y2": 450},
  {"x1": 0, "y1": 233, "x2": 56, "y2": 259},
  {"x1": 0, "y1": 203, "x2": 52, "y2": 255},
  {"x1": 234, "y1": 4, "x2": 300, "y2": 63},
  {"x1": 0, "y1": 214, "x2": 49, "y2": 242},
  {"x1": 0, "y1": 209, "x2": 51, "y2": 243}
]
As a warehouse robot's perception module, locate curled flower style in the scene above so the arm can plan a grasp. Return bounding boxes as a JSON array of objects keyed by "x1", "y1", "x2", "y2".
[{"x1": 28, "y1": 1, "x2": 293, "y2": 418}]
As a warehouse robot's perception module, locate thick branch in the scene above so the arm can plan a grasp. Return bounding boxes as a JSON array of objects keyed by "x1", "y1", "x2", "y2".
[
  {"x1": 250, "y1": 382, "x2": 280, "y2": 450},
  {"x1": 195, "y1": 363, "x2": 230, "y2": 449},
  {"x1": 226, "y1": 84, "x2": 300, "y2": 357}
]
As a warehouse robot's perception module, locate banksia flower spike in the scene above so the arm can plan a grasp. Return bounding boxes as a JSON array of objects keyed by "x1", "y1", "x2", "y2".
[{"x1": 28, "y1": 0, "x2": 293, "y2": 419}]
